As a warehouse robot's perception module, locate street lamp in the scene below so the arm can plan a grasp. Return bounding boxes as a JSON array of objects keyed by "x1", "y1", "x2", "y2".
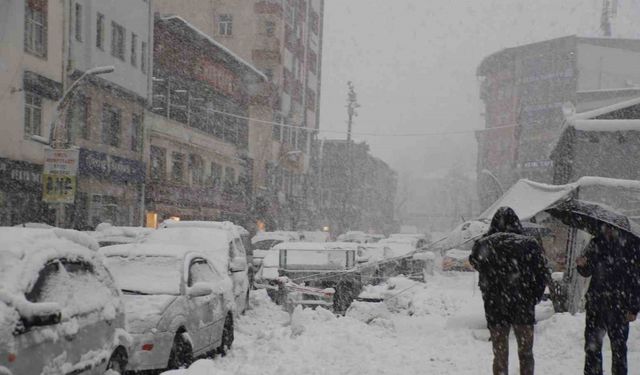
[{"x1": 35, "y1": 65, "x2": 115, "y2": 147}]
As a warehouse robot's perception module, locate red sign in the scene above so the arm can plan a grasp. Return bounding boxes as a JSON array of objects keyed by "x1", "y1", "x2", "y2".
[{"x1": 196, "y1": 58, "x2": 241, "y2": 100}]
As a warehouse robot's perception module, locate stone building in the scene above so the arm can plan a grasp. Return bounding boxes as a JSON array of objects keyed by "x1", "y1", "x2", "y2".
[
  {"x1": 145, "y1": 16, "x2": 267, "y2": 228},
  {"x1": 0, "y1": 0, "x2": 65, "y2": 225},
  {"x1": 477, "y1": 36, "x2": 640, "y2": 210},
  {"x1": 153, "y1": 0, "x2": 325, "y2": 230}
]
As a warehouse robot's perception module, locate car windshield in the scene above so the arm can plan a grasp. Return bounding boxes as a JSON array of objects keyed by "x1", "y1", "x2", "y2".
[
  {"x1": 253, "y1": 240, "x2": 282, "y2": 250},
  {"x1": 105, "y1": 256, "x2": 182, "y2": 295}
]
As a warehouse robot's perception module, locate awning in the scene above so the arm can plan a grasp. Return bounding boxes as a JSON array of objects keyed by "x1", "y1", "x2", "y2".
[{"x1": 479, "y1": 179, "x2": 576, "y2": 221}]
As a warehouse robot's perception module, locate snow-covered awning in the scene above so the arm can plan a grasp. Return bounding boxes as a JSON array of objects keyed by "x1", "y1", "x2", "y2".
[{"x1": 479, "y1": 177, "x2": 640, "y2": 221}]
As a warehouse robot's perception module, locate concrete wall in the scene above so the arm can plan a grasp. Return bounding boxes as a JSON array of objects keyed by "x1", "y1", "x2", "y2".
[
  {"x1": 577, "y1": 42, "x2": 640, "y2": 92},
  {"x1": 0, "y1": 0, "x2": 65, "y2": 164},
  {"x1": 70, "y1": 0, "x2": 152, "y2": 100}
]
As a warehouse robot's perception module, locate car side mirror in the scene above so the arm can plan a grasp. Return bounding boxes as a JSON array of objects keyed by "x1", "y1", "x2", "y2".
[
  {"x1": 229, "y1": 258, "x2": 246, "y2": 273},
  {"x1": 17, "y1": 302, "x2": 62, "y2": 333},
  {"x1": 186, "y1": 282, "x2": 214, "y2": 297}
]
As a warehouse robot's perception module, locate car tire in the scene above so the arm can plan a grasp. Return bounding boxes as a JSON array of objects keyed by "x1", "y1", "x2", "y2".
[
  {"x1": 104, "y1": 347, "x2": 127, "y2": 374},
  {"x1": 168, "y1": 331, "x2": 193, "y2": 370},
  {"x1": 217, "y1": 314, "x2": 234, "y2": 356}
]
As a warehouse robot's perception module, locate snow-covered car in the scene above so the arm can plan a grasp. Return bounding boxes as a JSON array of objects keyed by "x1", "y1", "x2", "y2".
[
  {"x1": 442, "y1": 249, "x2": 474, "y2": 272},
  {"x1": 101, "y1": 245, "x2": 234, "y2": 372},
  {"x1": 256, "y1": 242, "x2": 361, "y2": 314},
  {"x1": 0, "y1": 228, "x2": 129, "y2": 375},
  {"x1": 90, "y1": 222, "x2": 154, "y2": 247},
  {"x1": 147, "y1": 221, "x2": 250, "y2": 314},
  {"x1": 337, "y1": 231, "x2": 377, "y2": 244},
  {"x1": 251, "y1": 231, "x2": 297, "y2": 267}
]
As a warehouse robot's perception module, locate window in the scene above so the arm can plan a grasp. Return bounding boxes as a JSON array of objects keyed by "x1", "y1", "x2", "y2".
[
  {"x1": 130, "y1": 33, "x2": 137, "y2": 67},
  {"x1": 264, "y1": 68, "x2": 273, "y2": 81},
  {"x1": 26, "y1": 260, "x2": 113, "y2": 316},
  {"x1": 111, "y1": 22, "x2": 125, "y2": 60},
  {"x1": 68, "y1": 93, "x2": 90, "y2": 141},
  {"x1": 218, "y1": 14, "x2": 233, "y2": 36},
  {"x1": 74, "y1": 3, "x2": 82, "y2": 42},
  {"x1": 101, "y1": 104, "x2": 121, "y2": 147},
  {"x1": 24, "y1": 92, "x2": 42, "y2": 137},
  {"x1": 96, "y1": 13, "x2": 105, "y2": 50},
  {"x1": 189, "y1": 154, "x2": 204, "y2": 186},
  {"x1": 188, "y1": 259, "x2": 217, "y2": 286},
  {"x1": 24, "y1": 0, "x2": 47, "y2": 57},
  {"x1": 308, "y1": 50, "x2": 317, "y2": 74},
  {"x1": 225, "y1": 166, "x2": 236, "y2": 185},
  {"x1": 171, "y1": 152, "x2": 185, "y2": 182},
  {"x1": 265, "y1": 21, "x2": 275, "y2": 36},
  {"x1": 131, "y1": 114, "x2": 142, "y2": 151},
  {"x1": 141, "y1": 41, "x2": 147, "y2": 73},
  {"x1": 150, "y1": 146, "x2": 166, "y2": 180},
  {"x1": 209, "y1": 162, "x2": 222, "y2": 187}
]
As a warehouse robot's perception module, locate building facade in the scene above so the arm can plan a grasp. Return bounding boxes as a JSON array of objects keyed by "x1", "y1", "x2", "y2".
[
  {"x1": 145, "y1": 16, "x2": 267, "y2": 229},
  {"x1": 153, "y1": 0, "x2": 325, "y2": 230},
  {"x1": 0, "y1": 0, "x2": 66, "y2": 225},
  {"x1": 476, "y1": 36, "x2": 640, "y2": 209},
  {"x1": 316, "y1": 140, "x2": 397, "y2": 236},
  {"x1": 57, "y1": 0, "x2": 153, "y2": 228}
]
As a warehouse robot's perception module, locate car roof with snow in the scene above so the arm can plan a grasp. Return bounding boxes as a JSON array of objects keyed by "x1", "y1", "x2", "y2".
[
  {"x1": 99, "y1": 243, "x2": 205, "y2": 259},
  {"x1": 251, "y1": 231, "x2": 296, "y2": 243},
  {"x1": 144, "y1": 224, "x2": 233, "y2": 248},
  {"x1": 272, "y1": 241, "x2": 359, "y2": 251},
  {"x1": 160, "y1": 220, "x2": 244, "y2": 237},
  {"x1": 0, "y1": 228, "x2": 100, "y2": 296}
]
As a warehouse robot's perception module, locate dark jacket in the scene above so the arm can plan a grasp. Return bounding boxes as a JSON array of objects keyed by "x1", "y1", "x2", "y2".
[
  {"x1": 577, "y1": 234, "x2": 640, "y2": 315},
  {"x1": 470, "y1": 207, "x2": 549, "y2": 325}
]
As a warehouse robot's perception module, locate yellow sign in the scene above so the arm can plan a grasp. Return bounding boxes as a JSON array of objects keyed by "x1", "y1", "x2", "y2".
[
  {"x1": 43, "y1": 174, "x2": 77, "y2": 204},
  {"x1": 42, "y1": 148, "x2": 79, "y2": 204}
]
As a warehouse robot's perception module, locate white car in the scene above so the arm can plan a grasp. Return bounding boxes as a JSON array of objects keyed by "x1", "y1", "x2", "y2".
[
  {"x1": 251, "y1": 231, "x2": 298, "y2": 267},
  {"x1": 0, "y1": 228, "x2": 129, "y2": 375},
  {"x1": 101, "y1": 244, "x2": 235, "y2": 372},
  {"x1": 147, "y1": 221, "x2": 251, "y2": 314}
]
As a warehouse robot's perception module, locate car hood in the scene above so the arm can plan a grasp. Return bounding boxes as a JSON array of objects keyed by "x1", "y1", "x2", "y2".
[{"x1": 122, "y1": 294, "x2": 177, "y2": 333}]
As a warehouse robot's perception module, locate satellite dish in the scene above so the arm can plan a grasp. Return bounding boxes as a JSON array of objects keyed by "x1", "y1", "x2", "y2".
[{"x1": 562, "y1": 102, "x2": 576, "y2": 118}]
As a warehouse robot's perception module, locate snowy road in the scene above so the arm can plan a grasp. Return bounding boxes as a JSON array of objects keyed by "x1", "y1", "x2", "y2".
[{"x1": 163, "y1": 273, "x2": 640, "y2": 375}]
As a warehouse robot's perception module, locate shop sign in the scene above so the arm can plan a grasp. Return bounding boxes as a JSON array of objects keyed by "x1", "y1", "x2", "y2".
[
  {"x1": 79, "y1": 149, "x2": 145, "y2": 183},
  {"x1": 43, "y1": 148, "x2": 79, "y2": 204},
  {"x1": 0, "y1": 158, "x2": 42, "y2": 190}
]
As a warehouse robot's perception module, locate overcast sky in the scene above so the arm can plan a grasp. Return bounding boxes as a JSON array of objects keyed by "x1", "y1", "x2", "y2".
[{"x1": 319, "y1": 0, "x2": 640, "y2": 183}]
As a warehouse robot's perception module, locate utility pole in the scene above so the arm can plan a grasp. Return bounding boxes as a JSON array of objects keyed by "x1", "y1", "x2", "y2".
[
  {"x1": 346, "y1": 81, "x2": 360, "y2": 142},
  {"x1": 341, "y1": 82, "x2": 360, "y2": 234}
]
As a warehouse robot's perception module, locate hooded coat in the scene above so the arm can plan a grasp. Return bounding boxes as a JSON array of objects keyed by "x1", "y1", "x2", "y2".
[{"x1": 470, "y1": 207, "x2": 549, "y2": 326}]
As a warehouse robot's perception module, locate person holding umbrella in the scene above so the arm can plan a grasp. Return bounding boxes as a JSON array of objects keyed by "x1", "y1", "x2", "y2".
[
  {"x1": 576, "y1": 223, "x2": 640, "y2": 375},
  {"x1": 470, "y1": 207, "x2": 549, "y2": 375}
]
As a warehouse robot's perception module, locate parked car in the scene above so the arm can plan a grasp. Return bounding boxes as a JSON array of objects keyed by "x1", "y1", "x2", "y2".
[
  {"x1": 90, "y1": 222, "x2": 154, "y2": 247},
  {"x1": 147, "y1": 221, "x2": 250, "y2": 314},
  {"x1": 442, "y1": 249, "x2": 474, "y2": 272},
  {"x1": 251, "y1": 231, "x2": 298, "y2": 267},
  {"x1": 0, "y1": 228, "x2": 129, "y2": 375},
  {"x1": 256, "y1": 242, "x2": 361, "y2": 314},
  {"x1": 101, "y1": 244, "x2": 235, "y2": 372},
  {"x1": 337, "y1": 231, "x2": 378, "y2": 244},
  {"x1": 387, "y1": 233, "x2": 429, "y2": 248}
]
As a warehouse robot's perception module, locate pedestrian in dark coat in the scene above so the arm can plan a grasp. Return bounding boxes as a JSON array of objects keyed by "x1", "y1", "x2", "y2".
[
  {"x1": 576, "y1": 224, "x2": 640, "y2": 375},
  {"x1": 469, "y1": 207, "x2": 549, "y2": 375}
]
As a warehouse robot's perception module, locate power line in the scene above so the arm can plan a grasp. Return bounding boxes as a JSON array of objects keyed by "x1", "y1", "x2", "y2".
[{"x1": 193, "y1": 105, "x2": 516, "y2": 138}]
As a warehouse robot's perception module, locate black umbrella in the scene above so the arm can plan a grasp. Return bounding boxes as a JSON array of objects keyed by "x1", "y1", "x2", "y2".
[{"x1": 544, "y1": 198, "x2": 640, "y2": 241}]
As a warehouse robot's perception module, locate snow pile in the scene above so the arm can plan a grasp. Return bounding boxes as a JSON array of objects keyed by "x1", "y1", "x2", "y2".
[{"x1": 162, "y1": 273, "x2": 640, "y2": 375}]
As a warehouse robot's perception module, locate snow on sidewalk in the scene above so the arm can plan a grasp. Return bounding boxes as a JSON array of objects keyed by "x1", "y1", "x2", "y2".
[{"x1": 162, "y1": 273, "x2": 640, "y2": 375}]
